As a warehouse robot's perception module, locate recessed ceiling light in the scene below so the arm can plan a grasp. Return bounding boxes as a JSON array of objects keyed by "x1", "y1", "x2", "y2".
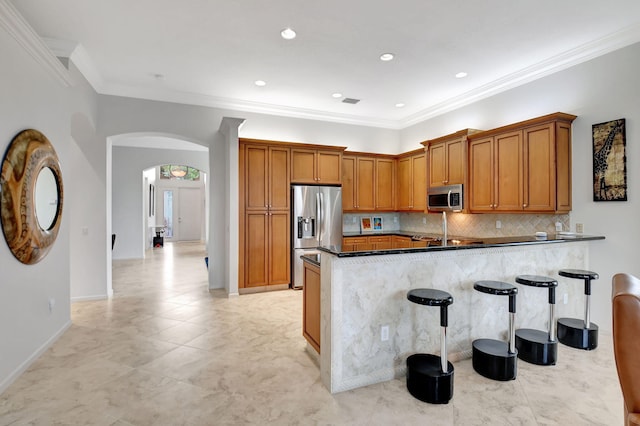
[
  {"x1": 455, "y1": 72, "x2": 468, "y2": 78},
  {"x1": 332, "y1": 92, "x2": 343, "y2": 98},
  {"x1": 395, "y1": 103, "x2": 405, "y2": 108},
  {"x1": 380, "y1": 53, "x2": 395, "y2": 62},
  {"x1": 280, "y1": 28, "x2": 296, "y2": 40},
  {"x1": 254, "y1": 80, "x2": 266, "y2": 87}
]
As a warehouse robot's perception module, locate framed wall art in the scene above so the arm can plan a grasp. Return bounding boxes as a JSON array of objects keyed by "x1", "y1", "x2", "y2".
[
  {"x1": 372, "y1": 216, "x2": 383, "y2": 231},
  {"x1": 360, "y1": 217, "x2": 372, "y2": 232},
  {"x1": 592, "y1": 118, "x2": 627, "y2": 201}
]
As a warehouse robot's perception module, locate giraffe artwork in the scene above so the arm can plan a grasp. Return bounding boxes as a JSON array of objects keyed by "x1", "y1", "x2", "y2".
[{"x1": 592, "y1": 118, "x2": 627, "y2": 201}]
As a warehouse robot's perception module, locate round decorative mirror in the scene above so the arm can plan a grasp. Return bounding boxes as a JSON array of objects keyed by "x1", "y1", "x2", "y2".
[{"x1": 1, "y1": 129, "x2": 63, "y2": 264}]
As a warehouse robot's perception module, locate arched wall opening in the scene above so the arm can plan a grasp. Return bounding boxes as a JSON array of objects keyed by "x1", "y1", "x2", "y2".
[{"x1": 107, "y1": 133, "x2": 210, "y2": 294}]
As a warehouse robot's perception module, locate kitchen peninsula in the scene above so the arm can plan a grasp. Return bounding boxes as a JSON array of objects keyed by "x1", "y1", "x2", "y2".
[{"x1": 312, "y1": 234, "x2": 604, "y2": 393}]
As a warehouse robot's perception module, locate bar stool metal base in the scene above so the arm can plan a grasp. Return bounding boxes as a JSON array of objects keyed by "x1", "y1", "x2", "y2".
[
  {"x1": 472, "y1": 339, "x2": 517, "y2": 381},
  {"x1": 557, "y1": 318, "x2": 598, "y2": 350},
  {"x1": 515, "y1": 328, "x2": 557, "y2": 365},
  {"x1": 406, "y1": 354, "x2": 454, "y2": 404}
]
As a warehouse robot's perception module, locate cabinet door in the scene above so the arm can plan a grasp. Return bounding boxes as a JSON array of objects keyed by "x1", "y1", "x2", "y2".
[
  {"x1": 523, "y1": 123, "x2": 555, "y2": 211},
  {"x1": 291, "y1": 149, "x2": 316, "y2": 183},
  {"x1": 396, "y1": 157, "x2": 412, "y2": 210},
  {"x1": 245, "y1": 145, "x2": 268, "y2": 211},
  {"x1": 269, "y1": 147, "x2": 290, "y2": 211},
  {"x1": 411, "y1": 153, "x2": 427, "y2": 211},
  {"x1": 555, "y1": 121, "x2": 572, "y2": 212},
  {"x1": 269, "y1": 212, "x2": 290, "y2": 285},
  {"x1": 317, "y1": 151, "x2": 342, "y2": 184},
  {"x1": 392, "y1": 236, "x2": 412, "y2": 249},
  {"x1": 446, "y1": 139, "x2": 465, "y2": 185},
  {"x1": 303, "y1": 262, "x2": 321, "y2": 353},
  {"x1": 356, "y1": 157, "x2": 375, "y2": 210},
  {"x1": 375, "y1": 158, "x2": 395, "y2": 210},
  {"x1": 469, "y1": 137, "x2": 494, "y2": 212},
  {"x1": 341, "y1": 156, "x2": 357, "y2": 211},
  {"x1": 245, "y1": 212, "x2": 268, "y2": 287},
  {"x1": 494, "y1": 131, "x2": 523, "y2": 211},
  {"x1": 429, "y1": 142, "x2": 446, "y2": 187}
]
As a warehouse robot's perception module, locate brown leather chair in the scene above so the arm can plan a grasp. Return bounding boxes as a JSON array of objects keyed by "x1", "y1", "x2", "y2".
[{"x1": 612, "y1": 273, "x2": 640, "y2": 425}]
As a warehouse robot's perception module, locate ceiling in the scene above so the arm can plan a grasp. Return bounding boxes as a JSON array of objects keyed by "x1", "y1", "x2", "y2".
[{"x1": 10, "y1": 0, "x2": 640, "y2": 129}]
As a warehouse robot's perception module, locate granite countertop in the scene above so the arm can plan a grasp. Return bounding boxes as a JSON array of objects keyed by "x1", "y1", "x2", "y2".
[
  {"x1": 301, "y1": 253, "x2": 321, "y2": 267},
  {"x1": 323, "y1": 233, "x2": 605, "y2": 257}
]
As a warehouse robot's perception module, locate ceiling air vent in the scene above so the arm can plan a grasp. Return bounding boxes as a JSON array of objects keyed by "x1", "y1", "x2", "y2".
[{"x1": 342, "y1": 98, "x2": 360, "y2": 104}]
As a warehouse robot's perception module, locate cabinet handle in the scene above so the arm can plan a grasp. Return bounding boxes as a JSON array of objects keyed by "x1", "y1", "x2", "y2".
[{"x1": 523, "y1": 203, "x2": 527, "y2": 208}]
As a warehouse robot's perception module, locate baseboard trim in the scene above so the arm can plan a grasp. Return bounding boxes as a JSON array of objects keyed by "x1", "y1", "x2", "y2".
[
  {"x1": 71, "y1": 294, "x2": 108, "y2": 303},
  {"x1": 0, "y1": 320, "x2": 71, "y2": 394},
  {"x1": 239, "y1": 284, "x2": 290, "y2": 294}
]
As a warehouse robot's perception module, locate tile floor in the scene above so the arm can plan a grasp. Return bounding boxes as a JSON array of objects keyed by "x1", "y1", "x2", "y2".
[{"x1": 0, "y1": 242, "x2": 624, "y2": 425}]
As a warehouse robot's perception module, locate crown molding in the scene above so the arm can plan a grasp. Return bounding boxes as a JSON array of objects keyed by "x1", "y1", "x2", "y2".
[
  {"x1": 100, "y1": 82, "x2": 402, "y2": 129},
  {"x1": 0, "y1": 0, "x2": 73, "y2": 87},
  {"x1": 400, "y1": 23, "x2": 640, "y2": 128}
]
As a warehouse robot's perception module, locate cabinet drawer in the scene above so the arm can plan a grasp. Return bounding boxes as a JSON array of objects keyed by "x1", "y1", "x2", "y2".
[
  {"x1": 368, "y1": 236, "x2": 391, "y2": 243},
  {"x1": 343, "y1": 237, "x2": 368, "y2": 245}
]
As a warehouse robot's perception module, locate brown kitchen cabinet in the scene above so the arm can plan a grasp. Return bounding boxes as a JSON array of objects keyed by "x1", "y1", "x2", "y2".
[
  {"x1": 302, "y1": 259, "x2": 321, "y2": 353},
  {"x1": 396, "y1": 150, "x2": 427, "y2": 211},
  {"x1": 427, "y1": 135, "x2": 466, "y2": 187},
  {"x1": 468, "y1": 113, "x2": 576, "y2": 213},
  {"x1": 342, "y1": 235, "x2": 391, "y2": 251},
  {"x1": 342, "y1": 154, "x2": 395, "y2": 212},
  {"x1": 240, "y1": 140, "x2": 291, "y2": 289},
  {"x1": 291, "y1": 147, "x2": 343, "y2": 184},
  {"x1": 375, "y1": 158, "x2": 395, "y2": 211},
  {"x1": 392, "y1": 235, "x2": 412, "y2": 249}
]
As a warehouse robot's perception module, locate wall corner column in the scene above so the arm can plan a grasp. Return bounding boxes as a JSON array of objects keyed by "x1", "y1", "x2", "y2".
[{"x1": 211, "y1": 116, "x2": 245, "y2": 296}]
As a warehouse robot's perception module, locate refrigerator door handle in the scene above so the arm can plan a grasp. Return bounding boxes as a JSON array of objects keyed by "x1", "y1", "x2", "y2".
[{"x1": 316, "y1": 192, "x2": 321, "y2": 243}]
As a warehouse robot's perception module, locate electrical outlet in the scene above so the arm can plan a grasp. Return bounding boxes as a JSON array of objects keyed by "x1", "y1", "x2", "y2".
[
  {"x1": 48, "y1": 298, "x2": 56, "y2": 313},
  {"x1": 576, "y1": 223, "x2": 584, "y2": 233},
  {"x1": 380, "y1": 325, "x2": 389, "y2": 341},
  {"x1": 352, "y1": 217, "x2": 356, "y2": 224},
  {"x1": 422, "y1": 217, "x2": 427, "y2": 224},
  {"x1": 82, "y1": 227, "x2": 89, "y2": 236},
  {"x1": 495, "y1": 220, "x2": 502, "y2": 229},
  {"x1": 563, "y1": 293, "x2": 568, "y2": 305},
  {"x1": 393, "y1": 216, "x2": 398, "y2": 223}
]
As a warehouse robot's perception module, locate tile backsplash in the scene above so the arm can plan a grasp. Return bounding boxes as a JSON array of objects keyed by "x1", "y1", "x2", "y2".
[{"x1": 344, "y1": 212, "x2": 570, "y2": 237}]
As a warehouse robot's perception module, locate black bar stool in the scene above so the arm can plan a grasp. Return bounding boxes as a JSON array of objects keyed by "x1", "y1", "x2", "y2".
[
  {"x1": 514, "y1": 275, "x2": 558, "y2": 365},
  {"x1": 472, "y1": 281, "x2": 518, "y2": 381},
  {"x1": 557, "y1": 269, "x2": 599, "y2": 350},
  {"x1": 406, "y1": 288, "x2": 454, "y2": 404}
]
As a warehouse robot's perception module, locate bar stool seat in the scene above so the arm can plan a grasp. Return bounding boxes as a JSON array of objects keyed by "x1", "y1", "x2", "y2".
[
  {"x1": 557, "y1": 269, "x2": 599, "y2": 350},
  {"x1": 406, "y1": 288, "x2": 454, "y2": 404},
  {"x1": 472, "y1": 281, "x2": 518, "y2": 381},
  {"x1": 514, "y1": 275, "x2": 558, "y2": 365}
]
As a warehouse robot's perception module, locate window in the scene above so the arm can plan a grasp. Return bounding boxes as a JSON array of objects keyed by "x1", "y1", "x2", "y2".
[{"x1": 160, "y1": 165, "x2": 200, "y2": 181}]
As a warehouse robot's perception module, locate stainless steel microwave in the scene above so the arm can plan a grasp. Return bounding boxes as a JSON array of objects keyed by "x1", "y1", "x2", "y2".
[{"x1": 427, "y1": 184, "x2": 463, "y2": 211}]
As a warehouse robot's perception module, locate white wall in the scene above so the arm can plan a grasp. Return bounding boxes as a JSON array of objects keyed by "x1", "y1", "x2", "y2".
[
  {"x1": 0, "y1": 21, "x2": 92, "y2": 391},
  {"x1": 233, "y1": 109, "x2": 400, "y2": 154},
  {"x1": 111, "y1": 146, "x2": 209, "y2": 260},
  {"x1": 401, "y1": 42, "x2": 640, "y2": 330}
]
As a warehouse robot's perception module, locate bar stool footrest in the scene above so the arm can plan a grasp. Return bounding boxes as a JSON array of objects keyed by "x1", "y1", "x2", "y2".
[
  {"x1": 515, "y1": 328, "x2": 557, "y2": 365},
  {"x1": 472, "y1": 339, "x2": 517, "y2": 381},
  {"x1": 557, "y1": 318, "x2": 598, "y2": 350},
  {"x1": 406, "y1": 354, "x2": 454, "y2": 404}
]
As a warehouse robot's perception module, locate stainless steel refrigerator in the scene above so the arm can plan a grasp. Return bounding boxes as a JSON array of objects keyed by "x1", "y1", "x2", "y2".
[{"x1": 291, "y1": 185, "x2": 342, "y2": 289}]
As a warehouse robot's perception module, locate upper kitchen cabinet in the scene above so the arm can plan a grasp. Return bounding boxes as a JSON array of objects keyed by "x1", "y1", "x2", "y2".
[
  {"x1": 396, "y1": 149, "x2": 427, "y2": 212},
  {"x1": 342, "y1": 153, "x2": 395, "y2": 212},
  {"x1": 468, "y1": 113, "x2": 576, "y2": 213},
  {"x1": 244, "y1": 143, "x2": 290, "y2": 212},
  {"x1": 291, "y1": 146, "x2": 344, "y2": 184},
  {"x1": 424, "y1": 129, "x2": 478, "y2": 188}
]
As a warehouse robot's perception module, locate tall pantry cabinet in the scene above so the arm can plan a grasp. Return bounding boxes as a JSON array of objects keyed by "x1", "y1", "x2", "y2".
[{"x1": 240, "y1": 141, "x2": 290, "y2": 289}]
